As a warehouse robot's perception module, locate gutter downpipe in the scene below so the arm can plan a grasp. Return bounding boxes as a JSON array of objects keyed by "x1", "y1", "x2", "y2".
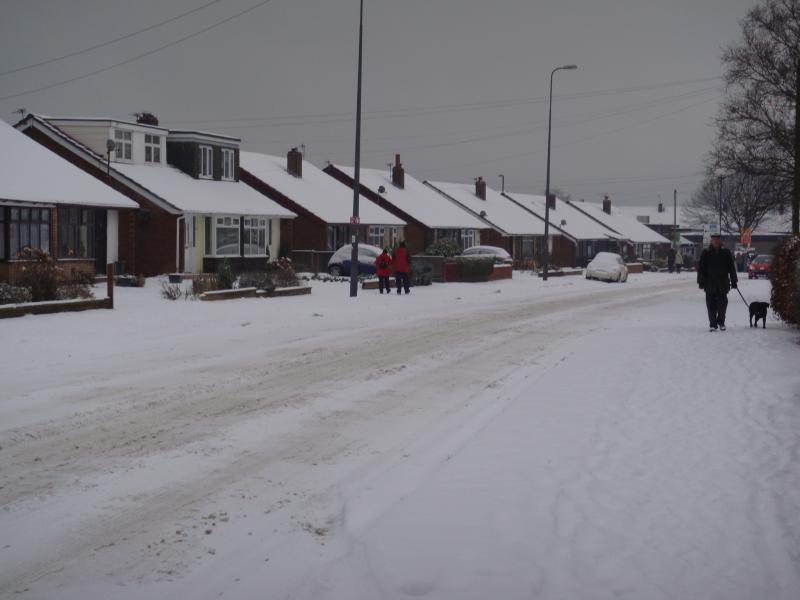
[{"x1": 176, "y1": 214, "x2": 185, "y2": 273}]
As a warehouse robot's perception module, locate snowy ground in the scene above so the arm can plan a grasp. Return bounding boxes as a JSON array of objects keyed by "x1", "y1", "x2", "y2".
[{"x1": 1, "y1": 272, "x2": 798, "y2": 599}]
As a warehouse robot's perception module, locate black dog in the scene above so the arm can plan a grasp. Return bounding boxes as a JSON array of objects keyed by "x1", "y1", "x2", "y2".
[{"x1": 749, "y1": 302, "x2": 769, "y2": 328}]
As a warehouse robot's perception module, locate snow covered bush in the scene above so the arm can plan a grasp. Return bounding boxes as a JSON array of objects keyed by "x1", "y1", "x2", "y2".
[
  {"x1": 217, "y1": 259, "x2": 236, "y2": 290},
  {"x1": 13, "y1": 249, "x2": 93, "y2": 302},
  {"x1": 238, "y1": 272, "x2": 276, "y2": 293},
  {"x1": 264, "y1": 257, "x2": 298, "y2": 288},
  {"x1": 455, "y1": 257, "x2": 494, "y2": 282},
  {"x1": 769, "y1": 236, "x2": 800, "y2": 326},
  {"x1": 0, "y1": 283, "x2": 32, "y2": 305},
  {"x1": 191, "y1": 274, "x2": 219, "y2": 297},
  {"x1": 161, "y1": 281, "x2": 183, "y2": 301},
  {"x1": 425, "y1": 239, "x2": 462, "y2": 257}
]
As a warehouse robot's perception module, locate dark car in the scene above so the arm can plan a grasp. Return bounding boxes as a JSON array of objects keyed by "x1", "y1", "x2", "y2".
[
  {"x1": 747, "y1": 254, "x2": 773, "y2": 279},
  {"x1": 327, "y1": 244, "x2": 382, "y2": 276}
]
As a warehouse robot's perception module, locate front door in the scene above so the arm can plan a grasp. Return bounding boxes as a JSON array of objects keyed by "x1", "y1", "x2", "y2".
[{"x1": 184, "y1": 216, "x2": 195, "y2": 273}]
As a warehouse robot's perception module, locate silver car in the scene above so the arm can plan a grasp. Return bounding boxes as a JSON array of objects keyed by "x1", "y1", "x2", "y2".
[{"x1": 585, "y1": 252, "x2": 629, "y2": 282}]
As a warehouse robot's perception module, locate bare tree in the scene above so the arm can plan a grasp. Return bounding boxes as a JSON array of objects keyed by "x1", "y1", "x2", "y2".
[
  {"x1": 711, "y1": 0, "x2": 800, "y2": 234},
  {"x1": 686, "y1": 172, "x2": 786, "y2": 232}
]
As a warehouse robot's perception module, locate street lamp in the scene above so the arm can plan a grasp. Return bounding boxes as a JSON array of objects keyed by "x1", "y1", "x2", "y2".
[
  {"x1": 349, "y1": 0, "x2": 365, "y2": 298},
  {"x1": 542, "y1": 64, "x2": 577, "y2": 281}
]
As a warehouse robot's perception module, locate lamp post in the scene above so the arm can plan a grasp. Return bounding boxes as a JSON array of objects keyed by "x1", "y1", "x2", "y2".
[
  {"x1": 349, "y1": 0, "x2": 365, "y2": 298},
  {"x1": 542, "y1": 64, "x2": 577, "y2": 281}
]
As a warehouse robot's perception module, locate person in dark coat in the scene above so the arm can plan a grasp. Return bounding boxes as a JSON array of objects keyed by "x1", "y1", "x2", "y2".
[
  {"x1": 697, "y1": 233, "x2": 738, "y2": 331},
  {"x1": 667, "y1": 247, "x2": 676, "y2": 273},
  {"x1": 392, "y1": 240, "x2": 411, "y2": 295},
  {"x1": 375, "y1": 248, "x2": 393, "y2": 294}
]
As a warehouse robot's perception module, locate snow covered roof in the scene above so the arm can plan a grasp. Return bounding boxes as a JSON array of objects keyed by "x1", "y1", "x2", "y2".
[
  {"x1": 112, "y1": 163, "x2": 295, "y2": 217},
  {"x1": 0, "y1": 119, "x2": 136, "y2": 209},
  {"x1": 424, "y1": 181, "x2": 547, "y2": 236},
  {"x1": 504, "y1": 193, "x2": 623, "y2": 241},
  {"x1": 239, "y1": 152, "x2": 404, "y2": 226},
  {"x1": 331, "y1": 165, "x2": 488, "y2": 229},
  {"x1": 567, "y1": 201, "x2": 671, "y2": 244}
]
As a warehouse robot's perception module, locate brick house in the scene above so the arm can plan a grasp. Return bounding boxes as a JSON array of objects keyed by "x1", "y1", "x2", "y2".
[
  {"x1": 565, "y1": 196, "x2": 671, "y2": 261},
  {"x1": 0, "y1": 119, "x2": 137, "y2": 282},
  {"x1": 15, "y1": 114, "x2": 294, "y2": 276},
  {"x1": 323, "y1": 155, "x2": 490, "y2": 255},
  {"x1": 503, "y1": 192, "x2": 623, "y2": 267},
  {"x1": 239, "y1": 149, "x2": 405, "y2": 270},
  {"x1": 424, "y1": 178, "x2": 569, "y2": 266}
]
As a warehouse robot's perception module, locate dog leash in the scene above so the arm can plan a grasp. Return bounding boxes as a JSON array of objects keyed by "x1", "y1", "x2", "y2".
[{"x1": 735, "y1": 287, "x2": 749, "y2": 308}]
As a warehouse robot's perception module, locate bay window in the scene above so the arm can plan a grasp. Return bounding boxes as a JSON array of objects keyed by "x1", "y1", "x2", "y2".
[
  {"x1": 144, "y1": 134, "x2": 161, "y2": 164},
  {"x1": 9, "y1": 207, "x2": 50, "y2": 257},
  {"x1": 215, "y1": 216, "x2": 240, "y2": 256},
  {"x1": 368, "y1": 225, "x2": 384, "y2": 247},
  {"x1": 58, "y1": 207, "x2": 95, "y2": 258},
  {"x1": 221, "y1": 148, "x2": 235, "y2": 181},
  {"x1": 113, "y1": 129, "x2": 132, "y2": 161},
  {"x1": 244, "y1": 217, "x2": 269, "y2": 256},
  {"x1": 461, "y1": 229, "x2": 477, "y2": 250},
  {"x1": 199, "y1": 145, "x2": 213, "y2": 179}
]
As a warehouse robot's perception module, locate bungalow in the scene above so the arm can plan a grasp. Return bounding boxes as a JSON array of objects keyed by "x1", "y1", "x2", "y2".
[
  {"x1": 15, "y1": 114, "x2": 294, "y2": 276},
  {"x1": 503, "y1": 193, "x2": 624, "y2": 267},
  {"x1": 239, "y1": 149, "x2": 405, "y2": 270},
  {"x1": 566, "y1": 196, "x2": 671, "y2": 261},
  {"x1": 323, "y1": 155, "x2": 489, "y2": 254},
  {"x1": 425, "y1": 179, "x2": 574, "y2": 266},
  {"x1": 0, "y1": 119, "x2": 137, "y2": 282}
]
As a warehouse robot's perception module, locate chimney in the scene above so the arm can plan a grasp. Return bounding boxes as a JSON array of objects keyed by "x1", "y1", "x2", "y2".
[
  {"x1": 602, "y1": 194, "x2": 612, "y2": 214},
  {"x1": 391, "y1": 153, "x2": 405, "y2": 189},
  {"x1": 658, "y1": 202, "x2": 664, "y2": 213},
  {"x1": 547, "y1": 194, "x2": 556, "y2": 210},
  {"x1": 287, "y1": 147, "x2": 303, "y2": 178},
  {"x1": 475, "y1": 176, "x2": 486, "y2": 200}
]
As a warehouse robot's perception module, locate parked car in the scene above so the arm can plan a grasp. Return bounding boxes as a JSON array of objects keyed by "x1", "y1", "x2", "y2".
[
  {"x1": 585, "y1": 252, "x2": 628, "y2": 282},
  {"x1": 747, "y1": 254, "x2": 773, "y2": 279},
  {"x1": 328, "y1": 243, "x2": 383, "y2": 276},
  {"x1": 461, "y1": 245, "x2": 513, "y2": 265}
]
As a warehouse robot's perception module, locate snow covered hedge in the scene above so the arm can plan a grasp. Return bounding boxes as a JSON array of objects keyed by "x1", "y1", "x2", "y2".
[{"x1": 769, "y1": 236, "x2": 800, "y2": 326}]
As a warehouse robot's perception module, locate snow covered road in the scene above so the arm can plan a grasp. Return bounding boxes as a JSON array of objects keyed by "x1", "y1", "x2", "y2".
[{"x1": 1, "y1": 274, "x2": 798, "y2": 599}]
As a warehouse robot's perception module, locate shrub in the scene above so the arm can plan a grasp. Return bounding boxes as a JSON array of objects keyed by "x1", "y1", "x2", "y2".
[
  {"x1": 425, "y1": 239, "x2": 462, "y2": 258},
  {"x1": 238, "y1": 271, "x2": 276, "y2": 293},
  {"x1": 191, "y1": 274, "x2": 219, "y2": 297},
  {"x1": 217, "y1": 259, "x2": 236, "y2": 290},
  {"x1": 769, "y1": 236, "x2": 800, "y2": 326},
  {"x1": 161, "y1": 281, "x2": 183, "y2": 300},
  {"x1": 0, "y1": 283, "x2": 32, "y2": 305},
  {"x1": 455, "y1": 257, "x2": 494, "y2": 282},
  {"x1": 410, "y1": 261, "x2": 433, "y2": 286},
  {"x1": 265, "y1": 257, "x2": 298, "y2": 288},
  {"x1": 14, "y1": 248, "x2": 62, "y2": 301}
]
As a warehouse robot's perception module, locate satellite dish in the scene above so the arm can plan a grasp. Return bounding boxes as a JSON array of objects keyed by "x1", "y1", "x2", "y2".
[
  {"x1": 479, "y1": 210, "x2": 487, "y2": 218},
  {"x1": 378, "y1": 185, "x2": 386, "y2": 194},
  {"x1": 561, "y1": 219, "x2": 567, "y2": 226},
  {"x1": 106, "y1": 139, "x2": 116, "y2": 152}
]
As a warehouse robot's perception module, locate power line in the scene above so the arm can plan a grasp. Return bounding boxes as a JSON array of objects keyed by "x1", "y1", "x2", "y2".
[
  {"x1": 0, "y1": 0, "x2": 226, "y2": 77},
  {"x1": 0, "y1": 0, "x2": 274, "y2": 102},
  {"x1": 167, "y1": 75, "x2": 723, "y2": 128}
]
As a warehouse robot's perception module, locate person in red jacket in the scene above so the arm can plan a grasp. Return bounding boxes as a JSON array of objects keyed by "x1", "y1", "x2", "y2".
[
  {"x1": 392, "y1": 240, "x2": 411, "y2": 295},
  {"x1": 375, "y1": 248, "x2": 393, "y2": 294}
]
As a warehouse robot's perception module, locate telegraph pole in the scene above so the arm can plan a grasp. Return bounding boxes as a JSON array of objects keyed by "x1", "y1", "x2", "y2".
[{"x1": 349, "y1": 0, "x2": 365, "y2": 297}]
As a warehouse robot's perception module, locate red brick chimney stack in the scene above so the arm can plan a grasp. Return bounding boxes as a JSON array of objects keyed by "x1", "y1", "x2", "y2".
[
  {"x1": 287, "y1": 147, "x2": 303, "y2": 178},
  {"x1": 475, "y1": 176, "x2": 487, "y2": 200},
  {"x1": 603, "y1": 194, "x2": 612, "y2": 214},
  {"x1": 391, "y1": 153, "x2": 405, "y2": 189},
  {"x1": 547, "y1": 194, "x2": 556, "y2": 210}
]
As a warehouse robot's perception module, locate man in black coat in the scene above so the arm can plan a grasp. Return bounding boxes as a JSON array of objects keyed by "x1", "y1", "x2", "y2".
[{"x1": 697, "y1": 233, "x2": 738, "y2": 331}]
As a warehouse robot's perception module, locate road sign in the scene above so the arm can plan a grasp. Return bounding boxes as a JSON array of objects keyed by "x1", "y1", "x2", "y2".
[
  {"x1": 349, "y1": 216, "x2": 360, "y2": 225},
  {"x1": 702, "y1": 223, "x2": 719, "y2": 246},
  {"x1": 740, "y1": 227, "x2": 752, "y2": 246}
]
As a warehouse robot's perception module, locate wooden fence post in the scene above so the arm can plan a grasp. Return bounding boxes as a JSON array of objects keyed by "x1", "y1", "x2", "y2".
[{"x1": 106, "y1": 263, "x2": 114, "y2": 309}]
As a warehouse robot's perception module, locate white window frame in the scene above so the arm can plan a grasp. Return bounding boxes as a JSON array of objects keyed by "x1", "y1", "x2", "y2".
[
  {"x1": 144, "y1": 134, "x2": 161, "y2": 164},
  {"x1": 221, "y1": 148, "x2": 235, "y2": 181},
  {"x1": 113, "y1": 129, "x2": 132, "y2": 162},
  {"x1": 214, "y1": 215, "x2": 240, "y2": 256},
  {"x1": 199, "y1": 145, "x2": 213, "y2": 179},
  {"x1": 368, "y1": 225, "x2": 385, "y2": 247},
  {"x1": 461, "y1": 228, "x2": 477, "y2": 250},
  {"x1": 243, "y1": 217, "x2": 268, "y2": 257}
]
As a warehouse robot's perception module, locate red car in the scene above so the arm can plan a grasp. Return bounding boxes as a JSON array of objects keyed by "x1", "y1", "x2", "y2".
[{"x1": 748, "y1": 254, "x2": 773, "y2": 279}]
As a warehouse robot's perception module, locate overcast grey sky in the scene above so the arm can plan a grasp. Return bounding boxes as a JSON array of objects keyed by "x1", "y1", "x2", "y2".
[{"x1": 1, "y1": 0, "x2": 755, "y2": 205}]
